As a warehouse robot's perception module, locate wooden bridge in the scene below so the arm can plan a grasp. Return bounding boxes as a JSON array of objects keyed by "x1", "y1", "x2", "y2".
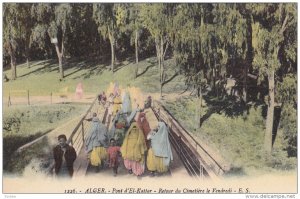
[{"x1": 64, "y1": 96, "x2": 229, "y2": 180}]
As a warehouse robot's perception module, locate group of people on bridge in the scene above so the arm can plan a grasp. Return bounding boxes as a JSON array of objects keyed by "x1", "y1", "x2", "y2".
[
  {"x1": 52, "y1": 84, "x2": 173, "y2": 179},
  {"x1": 85, "y1": 85, "x2": 173, "y2": 178},
  {"x1": 84, "y1": 85, "x2": 173, "y2": 178}
]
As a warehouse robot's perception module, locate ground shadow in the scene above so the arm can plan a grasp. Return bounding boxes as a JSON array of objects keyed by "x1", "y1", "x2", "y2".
[
  {"x1": 113, "y1": 58, "x2": 134, "y2": 73},
  {"x1": 136, "y1": 63, "x2": 156, "y2": 78},
  {"x1": 162, "y1": 72, "x2": 179, "y2": 87},
  {"x1": 200, "y1": 94, "x2": 249, "y2": 126},
  {"x1": 18, "y1": 59, "x2": 58, "y2": 78},
  {"x1": 3, "y1": 130, "x2": 52, "y2": 173},
  {"x1": 62, "y1": 57, "x2": 110, "y2": 79}
]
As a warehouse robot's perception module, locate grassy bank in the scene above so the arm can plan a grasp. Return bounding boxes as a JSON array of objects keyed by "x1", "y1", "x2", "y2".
[
  {"x1": 164, "y1": 96, "x2": 297, "y2": 176},
  {"x1": 3, "y1": 57, "x2": 185, "y2": 97},
  {"x1": 3, "y1": 104, "x2": 88, "y2": 174}
]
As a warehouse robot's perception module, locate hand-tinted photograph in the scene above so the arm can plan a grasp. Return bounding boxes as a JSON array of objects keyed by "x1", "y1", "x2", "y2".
[{"x1": 2, "y1": 2, "x2": 297, "y2": 198}]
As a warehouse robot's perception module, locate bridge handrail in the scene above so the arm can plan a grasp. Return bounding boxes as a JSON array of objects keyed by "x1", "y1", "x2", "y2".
[
  {"x1": 152, "y1": 100, "x2": 227, "y2": 176},
  {"x1": 67, "y1": 97, "x2": 97, "y2": 147},
  {"x1": 48, "y1": 97, "x2": 98, "y2": 175}
]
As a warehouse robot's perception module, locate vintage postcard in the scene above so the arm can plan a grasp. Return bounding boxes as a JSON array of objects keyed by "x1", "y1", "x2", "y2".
[{"x1": 2, "y1": 2, "x2": 298, "y2": 199}]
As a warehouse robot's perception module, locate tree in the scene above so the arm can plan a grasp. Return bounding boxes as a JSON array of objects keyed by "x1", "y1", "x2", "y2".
[
  {"x1": 93, "y1": 3, "x2": 120, "y2": 72},
  {"x1": 251, "y1": 3, "x2": 296, "y2": 153},
  {"x1": 275, "y1": 4, "x2": 297, "y2": 157},
  {"x1": 16, "y1": 4, "x2": 34, "y2": 68},
  {"x1": 128, "y1": 4, "x2": 143, "y2": 77},
  {"x1": 3, "y1": 4, "x2": 17, "y2": 80},
  {"x1": 174, "y1": 4, "x2": 221, "y2": 127},
  {"x1": 3, "y1": 3, "x2": 31, "y2": 80},
  {"x1": 31, "y1": 3, "x2": 74, "y2": 79},
  {"x1": 52, "y1": 3, "x2": 74, "y2": 79},
  {"x1": 140, "y1": 3, "x2": 176, "y2": 97},
  {"x1": 66, "y1": 4, "x2": 100, "y2": 58},
  {"x1": 30, "y1": 3, "x2": 53, "y2": 59},
  {"x1": 277, "y1": 74, "x2": 297, "y2": 157},
  {"x1": 213, "y1": 4, "x2": 249, "y2": 101}
]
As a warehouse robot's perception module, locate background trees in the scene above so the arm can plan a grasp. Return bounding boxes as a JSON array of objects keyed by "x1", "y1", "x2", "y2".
[
  {"x1": 251, "y1": 3, "x2": 297, "y2": 153},
  {"x1": 3, "y1": 4, "x2": 32, "y2": 80}
]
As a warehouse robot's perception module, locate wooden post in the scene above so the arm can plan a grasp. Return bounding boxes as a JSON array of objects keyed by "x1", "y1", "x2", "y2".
[
  {"x1": 8, "y1": 92, "x2": 11, "y2": 107},
  {"x1": 178, "y1": 136, "x2": 182, "y2": 157},
  {"x1": 50, "y1": 92, "x2": 52, "y2": 104},
  {"x1": 27, "y1": 90, "x2": 30, "y2": 105},
  {"x1": 200, "y1": 164, "x2": 204, "y2": 179},
  {"x1": 158, "y1": 108, "x2": 161, "y2": 121},
  {"x1": 81, "y1": 121, "x2": 85, "y2": 143}
]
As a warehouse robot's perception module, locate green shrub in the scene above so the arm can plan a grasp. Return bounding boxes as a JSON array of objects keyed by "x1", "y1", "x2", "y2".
[{"x1": 164, "y1": 97, "x2": 297, "y2": 176}]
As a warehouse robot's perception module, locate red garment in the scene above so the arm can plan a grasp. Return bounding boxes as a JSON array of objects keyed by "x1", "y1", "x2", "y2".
[
  {"x1": 115, "y1": 123, "x2": 126, "y2": 129},
  {"x1": 137, "y1": 113, "x2": 151, "y2": 149},
  {"x1": 107, "y1": 146, "x2": 121, "y2": 167}
]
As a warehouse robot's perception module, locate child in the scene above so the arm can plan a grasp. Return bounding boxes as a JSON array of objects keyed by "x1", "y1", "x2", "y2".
[{"x1": 107, "y1": 138, "x2": 121, "y2": 176}]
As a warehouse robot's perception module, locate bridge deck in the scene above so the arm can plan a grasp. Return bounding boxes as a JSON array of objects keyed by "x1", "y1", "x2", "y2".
[
  {"x1": 68, "y1": 97, "x2": 226, "y2": 180},
  {"x1": 73, "y1": 105, "x2": 189, "y2": 178}
]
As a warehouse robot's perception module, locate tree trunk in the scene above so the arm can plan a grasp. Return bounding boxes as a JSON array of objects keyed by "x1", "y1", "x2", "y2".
[
  {"x1": 242, "y1": 64, "x2": 248, "y2": 103},
  {"x1": 196, "y1": 87, "x2": 203, "y2": 128},
  {"x1": 199, "y1": 86, "x2": 202, "y2": 128},
  {"x1": 195, "y1": 87, "x2": 199, "y2": 127},
  {"x1": 212, "y1": 67, "x2": 216, "y2": 94},
  {"x1": 135, "y1": 30, "x2": 139, "y2": 78},
  {"x1": 8, "y1": 39, "x2": 17, "y2": 80},
  {"x1": 244, "y1": 13, "x2": 253, "y2": 103},
  {"x1": 54, "y1": 44, "x2": 64, "y2": 79},
  {"x1": 155, "y1": 37, "x2": 162, "y2": 98},
  {"x1": 26, "y1": 44, "x2": 30, "y2": 68},
  {"x1": 58, "y1": 56, "x2": 63, "y2": 79},
  {"x1": 160, "y1": 83, "x2": 163, "y2": 99},
  {"x1": 10, "y1": 52, "x2": 17, "y2": 80},
  {"x1": 110, "y1": 35, "x2": 115, "y2": 72},
  {"x1": 212, "y1": 52, "x2": 217, "y2": 95},
  {"x1": 160, "y1": 36, "x2": 165, "y2": 98},
  {"x1": 135, "y1": 30, "x2": 139, "y2": 64},
  {"x1": 265, "y1": 70, "x2": 275, "y2": 153}
]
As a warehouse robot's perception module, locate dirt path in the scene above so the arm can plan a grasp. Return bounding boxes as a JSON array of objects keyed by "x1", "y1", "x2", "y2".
[
  {"x1": 3, "y1": 93, "x2": 97, "y2": 107},
  {"x1": 2, "y1": 90, "x2": 191, "y2": 108}
]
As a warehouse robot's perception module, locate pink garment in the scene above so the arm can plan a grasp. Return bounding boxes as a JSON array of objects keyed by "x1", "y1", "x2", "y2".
[
  {"x1": 113, "y1": 83, "x2": 120, "y2": 96},
  {"x1": 75, "y1": 83, "x2": 83, "y2": 99},
  {"x1": 107, "y1": 146, "x2": 121, "y2": 167},
  {"x1": 123, "y1": 159, "x2": 145, "y2": 176}
]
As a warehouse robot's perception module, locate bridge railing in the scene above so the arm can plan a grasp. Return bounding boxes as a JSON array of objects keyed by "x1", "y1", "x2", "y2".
[
  {"x1": 70, "y1": 98, "x2": 110, "y2": 177},
  {"x1": 151, "y1": 100, "x2": 229, "y2": 180},
  {"x1": 66, "y1": 97, "x2": 99, "y2": 153}
]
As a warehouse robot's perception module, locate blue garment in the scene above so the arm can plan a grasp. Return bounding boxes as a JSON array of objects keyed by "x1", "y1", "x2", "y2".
[
  {"x1": 126, "y1": 108, "x2": 138, "y2": 125},
  {"x1": 85, "y1": 117, "x2": 108, "y2": 153},
  {"x1": 150, "y1": 122, "x2": 173, "y2": 166},
  {"x1": 122, "y1": 91, "x2": 132, "y2": 114}
]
